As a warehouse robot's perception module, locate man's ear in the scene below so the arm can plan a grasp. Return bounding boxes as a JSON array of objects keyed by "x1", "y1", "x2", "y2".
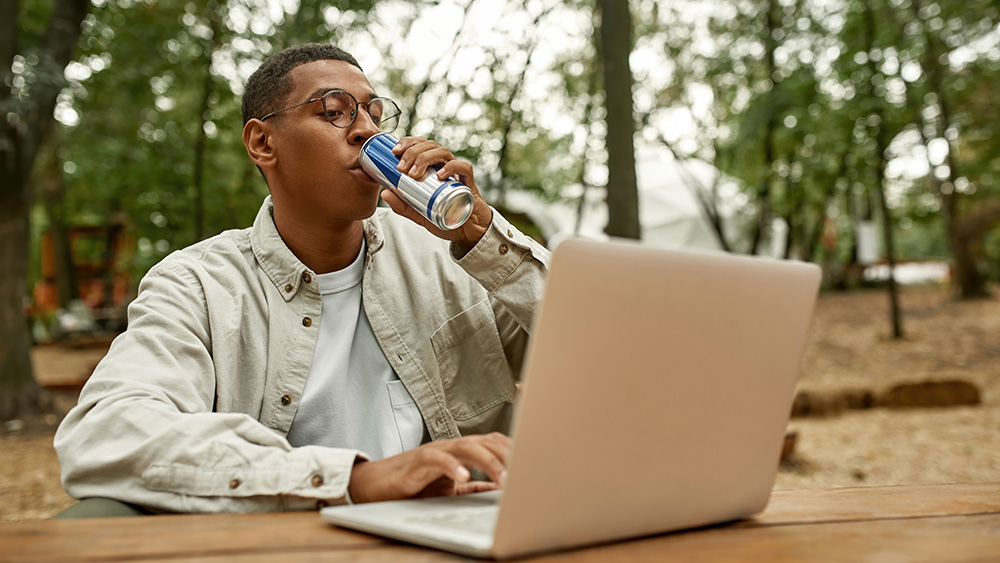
[{"x1": 243, "y1": 119, "x2": 277, "y2": 170}]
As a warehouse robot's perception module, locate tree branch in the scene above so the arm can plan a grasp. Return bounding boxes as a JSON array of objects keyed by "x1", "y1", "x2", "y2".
[{"x1": 403, "y1": 0, "x2": 478, "y2": 132}]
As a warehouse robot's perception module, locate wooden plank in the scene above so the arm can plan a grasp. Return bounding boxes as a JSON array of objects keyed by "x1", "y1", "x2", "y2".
[
  {"x1": 97, "y1": 514, "x2": 1000, "y2": 563},
  {"x1": 0, "y1": 512, "x2": 385, "y2": 562},
  {"x1": 524, "y1": 513, "x2": 1000, "y2": 563},
  {"x1": 132, "y1": 546, "x2": 461, "y2": 563},
  {"x1": 755, "y1": 483, "x2": 1000, "y2": 526},
  {"x1": 3, "y1": 484, "x2": 999, "y2": 562}
]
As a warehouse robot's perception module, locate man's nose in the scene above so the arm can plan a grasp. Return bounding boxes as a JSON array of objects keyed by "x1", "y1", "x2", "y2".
[{"x1": 349, "y1": 108, "x2": 380, "y2": 144}]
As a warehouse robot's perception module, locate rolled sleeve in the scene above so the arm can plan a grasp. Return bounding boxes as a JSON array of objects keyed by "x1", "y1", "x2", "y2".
[{"x1": 452, "y1": 209, "x2": 551, "y2": 332}]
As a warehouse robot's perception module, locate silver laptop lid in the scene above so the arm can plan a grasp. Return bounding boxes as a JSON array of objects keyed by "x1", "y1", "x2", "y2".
[{"x1": 491, "y1": 238, "x2": 821, "y2": 558}]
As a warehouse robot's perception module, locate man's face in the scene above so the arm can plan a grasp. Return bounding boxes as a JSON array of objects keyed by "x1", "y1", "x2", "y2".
[{"x1": 266, "y1": 59, "x2": 383, "y2": 226}]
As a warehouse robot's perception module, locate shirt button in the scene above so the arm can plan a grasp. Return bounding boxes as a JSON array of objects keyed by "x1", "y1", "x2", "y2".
[
  {"x1": 316, "y1": 500, "x2": 328, "y2": 510},
  {"x1": 302, "y1": 317, "x2": 312, "y2": 327},
  {"x1": 302, "y1": 272, "x2": 312, "y2": 284},
  {"x1": 280, "y1": 394, "x2": 292, "y2": 406},
  {"x1": 311, "y1": 474, "x2": 324, "y2": 487},
  {"x1": 498, "y1": 244, "x2": 509, "y2": 255},
  {"x1": 229, "y1": 478, "x2": 241, "y2": 489},
  {"x1": 284, "y1": 284, "x2": 293, "y2": 293}
]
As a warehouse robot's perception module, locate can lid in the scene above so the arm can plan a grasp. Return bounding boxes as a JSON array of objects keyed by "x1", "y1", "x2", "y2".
[{"x1": 436, "y1": 188, "x2": 474, "y2": 230}]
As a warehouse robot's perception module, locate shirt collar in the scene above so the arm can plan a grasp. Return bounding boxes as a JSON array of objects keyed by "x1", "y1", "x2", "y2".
[
  {"x1": 362, "y1": 210, "x2": 385, "y2": 255},
  {"x1": 250, "y1": 196, "x2": 386, "y2": 302}
]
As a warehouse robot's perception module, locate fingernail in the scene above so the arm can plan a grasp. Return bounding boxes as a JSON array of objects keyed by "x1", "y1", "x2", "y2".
[
  {"x1": 456, "y1": 466, "x2": 471, "y2": 482},
  {"x1": 408, "y1": 165, "x2": 417, "y2": 175},
  {"x1": 500, "y1": 470, "x2": 508, "y2": 486},
  {"x1": 393, "y1": 142, "x2": 401, "y2": 150},
  {"x1": 397, "y1": 160, "x2": 406, "y2": 171}
]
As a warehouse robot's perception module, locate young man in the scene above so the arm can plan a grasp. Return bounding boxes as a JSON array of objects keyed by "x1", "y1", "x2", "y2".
[{"x1": 54, "y1": 43, "x2": 550, "y2": 515}]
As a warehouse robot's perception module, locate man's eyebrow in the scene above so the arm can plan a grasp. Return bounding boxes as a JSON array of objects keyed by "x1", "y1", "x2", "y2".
[{"x1": 307, "y1": 88, "x2": 378, "y2": 101}]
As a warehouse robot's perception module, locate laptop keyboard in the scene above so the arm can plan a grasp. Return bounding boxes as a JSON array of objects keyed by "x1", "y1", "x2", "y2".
[{"x1": 406, "y1": 506, "x2": 499, "y2": 535}]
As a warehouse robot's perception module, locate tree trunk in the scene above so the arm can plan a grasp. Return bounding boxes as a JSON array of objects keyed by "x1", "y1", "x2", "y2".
[
  {"x1": 953, "y1": 199, "x2": 1000, "y2": 297},
  {"x1": 909, "y1": 0, "x2": 987, "y2": 298},
  {"x1": 865, "y1": 0, "x2": 903, "y2": 339},
  {"x1": 874, "y1": 153, "x2": 904, "y2": 338},
  {"x1": 0, "y1": 0, "x2": 90, "y2": 421},
  {"x1": 0, "y1": 186, "x2": 52, "y2": 419},
  {"x1": 598, "y1": 0, "x2": 640, "y2": 239},
  {"x1": 782, "y1": 150, "x2": 801, "y2": 260}
]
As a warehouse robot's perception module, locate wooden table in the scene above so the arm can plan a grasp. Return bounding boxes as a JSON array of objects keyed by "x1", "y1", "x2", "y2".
[{"x1": 3, "y1": 483, "x2": 999, "y2": 562}]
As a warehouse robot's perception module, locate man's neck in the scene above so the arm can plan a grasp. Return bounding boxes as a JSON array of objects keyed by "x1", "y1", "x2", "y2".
[{"x1": 271, "y1": 205, "x2": 365, "y2": 274}]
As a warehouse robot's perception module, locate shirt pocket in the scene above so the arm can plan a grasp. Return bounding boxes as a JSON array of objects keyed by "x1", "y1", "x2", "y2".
[
  {"x1": 386, "y1": 380, "x2": 424, "y2": 452},
  {"x1": 430, "y1": 299, "x2": 517, "y2": 421}
]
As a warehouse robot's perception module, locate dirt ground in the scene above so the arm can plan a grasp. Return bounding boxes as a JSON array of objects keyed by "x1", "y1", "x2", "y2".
[
  {"x1": 778, "y1": 285, "x2": 1000, "y2": 489},
  {"x1": 2, "y1": 284, "x2": 998, "y2": 522}
]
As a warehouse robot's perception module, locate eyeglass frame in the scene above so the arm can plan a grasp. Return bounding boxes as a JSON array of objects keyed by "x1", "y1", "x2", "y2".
[{"x1": 258, "y1": 88, "x2": 400, "y2": 132}]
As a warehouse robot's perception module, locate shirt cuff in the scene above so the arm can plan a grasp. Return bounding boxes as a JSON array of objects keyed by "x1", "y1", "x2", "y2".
[
  {"x1": 276, "y1": 447, "x2": 369, "y2": 511},
  {"x1": 452, "y1": 208, "x2": 540, "y2": 292}
]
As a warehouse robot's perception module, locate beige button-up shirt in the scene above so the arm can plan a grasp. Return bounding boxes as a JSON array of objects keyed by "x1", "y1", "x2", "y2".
[{"x1": 54, "y1": 197, "x2": 550, "y2": 513}]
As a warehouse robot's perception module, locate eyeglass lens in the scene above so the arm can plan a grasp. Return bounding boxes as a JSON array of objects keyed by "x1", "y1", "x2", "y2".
[{"x1": 321, "y1": 91, "x2": 399, "y2": 132}]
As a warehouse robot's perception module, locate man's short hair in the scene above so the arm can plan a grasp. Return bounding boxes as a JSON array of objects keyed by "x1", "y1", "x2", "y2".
[{"x1": 241, "y1": 43, "x2": 362, "y2": 125}]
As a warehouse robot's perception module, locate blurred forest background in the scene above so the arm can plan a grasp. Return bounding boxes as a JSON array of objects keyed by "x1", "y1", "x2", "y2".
[{"x1": 2, "y1": 0, "x2": 1000, "y2": 420}]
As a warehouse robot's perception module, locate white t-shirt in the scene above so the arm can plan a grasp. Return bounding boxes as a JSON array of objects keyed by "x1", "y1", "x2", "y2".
[{"x1": 285, "y1": 243, "x2": 425, "y2": 460}]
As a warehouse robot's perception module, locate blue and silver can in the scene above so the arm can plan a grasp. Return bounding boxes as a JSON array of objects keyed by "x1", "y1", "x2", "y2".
[{"x1": 360, "y1": 133, "x2": 474, "y2": 231}]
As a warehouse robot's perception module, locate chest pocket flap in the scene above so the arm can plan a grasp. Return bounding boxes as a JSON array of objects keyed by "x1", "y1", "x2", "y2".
[{"x1": 430, "y1": 299, "x2": 517, "y2": 420}]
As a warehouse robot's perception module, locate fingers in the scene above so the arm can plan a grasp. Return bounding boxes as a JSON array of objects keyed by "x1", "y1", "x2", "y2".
[
  {"x1": 393, "y1": 137, "x2": 457, "y2": 179},
  {"x1": 349, "y1": 448, "x2": 468, "y2": 503},
  {"x1": 380, "y1": 190, "x2": 423, "y2": 224},
  {"x1": 437, "y1": 433, "x2": 511, "y2": 487},
  {"x1": 411, "y1": 448, "x2": 472, "y2": 485},
  {"x1": 414, "y1": 476, "x2": 462, "y2": 499},
  {"x1": 349, "y1": 434, "x2": 513, "y2": 503},
  {"x1": 391, "y1": 135, "x2": 425, "y2": 155},
  {"x1": 416, "y1": 476, "x2": 499, "y2": 499},
  {"x1": 454, "y1": 481, "x2": 500, "y2": 496},
  {"x1": 383, "y1": 136, "x2": 491, "y2": 248},
  {"x1": 436, "y1": 160, "x2": 479, "y2": 193}
]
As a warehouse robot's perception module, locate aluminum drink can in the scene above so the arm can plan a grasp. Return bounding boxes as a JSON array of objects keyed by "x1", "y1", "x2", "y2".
[{"x1": 360, "y1": 133, "x2": 474, "y2": 231}]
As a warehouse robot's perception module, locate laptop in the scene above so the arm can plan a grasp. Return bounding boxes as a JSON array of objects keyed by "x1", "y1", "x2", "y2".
[{"x1": 321, "y1": 237, "x2": 821, "y2": 559}]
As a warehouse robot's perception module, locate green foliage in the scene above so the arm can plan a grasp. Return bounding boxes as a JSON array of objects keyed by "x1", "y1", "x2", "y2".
[
  {"x1": 25, "y1": 0, "x2": 1000, "y2": 292},
  {"x1": 34, "y1": 0, "x2": 592, "y2": 288},
  {"x1": 636, "y1": 0, "x2": 1000, "y2": 277}
]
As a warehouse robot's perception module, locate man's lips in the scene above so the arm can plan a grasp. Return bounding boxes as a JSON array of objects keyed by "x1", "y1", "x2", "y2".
[{"x1": 351, "y1": 166, "x2": 378, "y2": 184}]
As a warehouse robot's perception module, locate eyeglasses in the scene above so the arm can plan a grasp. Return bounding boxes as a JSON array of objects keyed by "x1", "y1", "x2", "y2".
[{"x1": 259, "y1": 89, "x2": 401, "y2": 133}]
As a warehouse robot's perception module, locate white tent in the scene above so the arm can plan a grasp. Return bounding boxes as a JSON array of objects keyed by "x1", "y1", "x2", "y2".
[{"x1": 505, "y1": 146, "x2": 746, "y2": 251}]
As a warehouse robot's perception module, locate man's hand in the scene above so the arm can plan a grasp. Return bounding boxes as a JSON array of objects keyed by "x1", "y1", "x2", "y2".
[
  {"x1": 347, "y1": 433, "x2": 510, "y2": 504},
  {"x1": 380, "y1": 136, "x2": 493, "y2": 254}
]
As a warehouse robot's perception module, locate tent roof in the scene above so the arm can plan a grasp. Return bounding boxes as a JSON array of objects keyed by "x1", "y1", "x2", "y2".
[{"x1": 505, "y1": 146, "x2": 736, "y2": 250}]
